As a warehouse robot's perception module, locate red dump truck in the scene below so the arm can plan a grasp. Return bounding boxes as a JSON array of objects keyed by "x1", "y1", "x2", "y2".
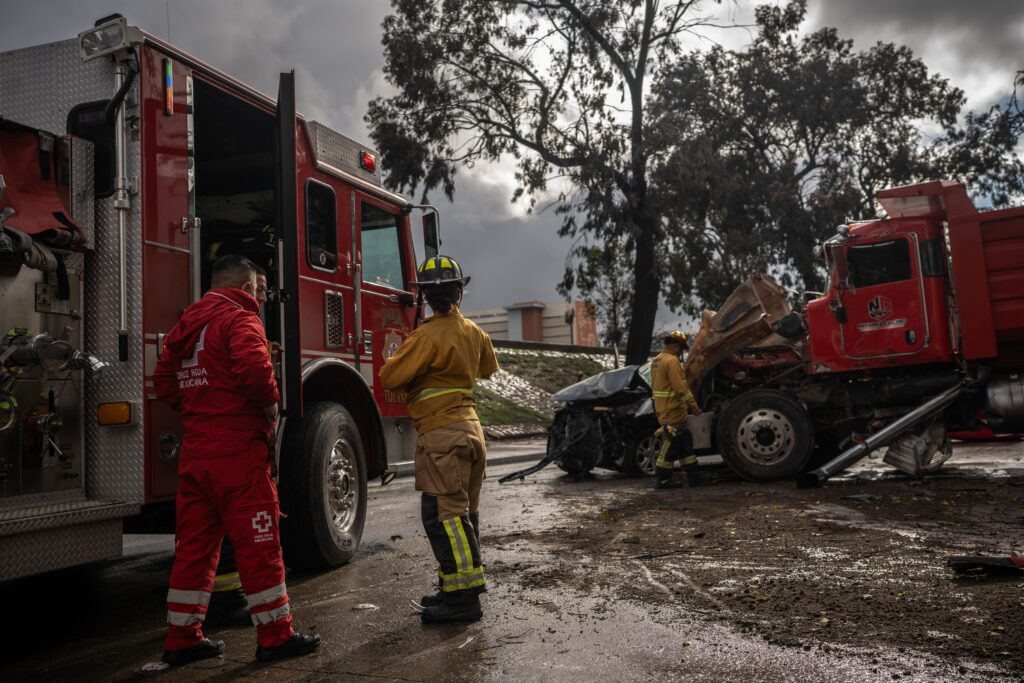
[
  {"x1": 682, "y1": 180, "x2": 1024, "y2": 485},
  {"x1": 0, "y1": 15, "x2": 437, "y2": 581}
]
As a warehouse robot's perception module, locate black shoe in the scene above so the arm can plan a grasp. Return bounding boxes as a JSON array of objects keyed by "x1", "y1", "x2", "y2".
[
  {"x1": 161, "y1": 638, "x2": 225, "y2": 666},
  {"x1": 256, "y1": 632, "x2": 321, "y2": 662},
  {"x1": 421, "y1": 594, "x2": 482, "y2": 624},
  {"x1": 655, "y1": 466, "x2": 682, "y2": 489},
  {"x1": 686, "y1": 469, "x2": 713, "y2": 487},
  {"x1": 419, "y1": 591, "x2": 444, "y2": 608}
]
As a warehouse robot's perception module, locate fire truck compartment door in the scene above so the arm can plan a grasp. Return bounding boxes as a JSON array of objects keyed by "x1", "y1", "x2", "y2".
[
  {"x1": 0, "y1": 120, "x2": 83, "y2": 238},
  {"x1": 839, "y1": 235, "x2": 927, "y2": 358}
]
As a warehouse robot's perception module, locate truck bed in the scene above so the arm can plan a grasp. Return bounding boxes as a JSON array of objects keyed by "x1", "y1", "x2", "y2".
[{"x1": 878, "y1": 181, "x2": 1024, "y2": 367}]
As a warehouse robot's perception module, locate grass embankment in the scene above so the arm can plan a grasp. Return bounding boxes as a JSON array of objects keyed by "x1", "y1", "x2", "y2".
[
  {"x1": 494, "y1": 351, "x2": 608, "y2": 395},
  {"x1": 474, "y1": 386, "x2": 549, "y2": 427}
]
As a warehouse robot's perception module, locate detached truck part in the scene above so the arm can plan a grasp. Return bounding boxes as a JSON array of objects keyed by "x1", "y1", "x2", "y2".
[{"x1": 688, "y1": 180, "x2": 1024, "y2": 484}]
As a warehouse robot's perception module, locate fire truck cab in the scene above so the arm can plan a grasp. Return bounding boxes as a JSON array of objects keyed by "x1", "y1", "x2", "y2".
[{"x1": 0, "y1": 15, "x2": 429, "y2": 580}]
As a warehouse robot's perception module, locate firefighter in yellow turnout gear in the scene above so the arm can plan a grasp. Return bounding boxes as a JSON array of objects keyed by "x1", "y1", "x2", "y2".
[
  {"x1": 380, "y1": 255, "x2": 499, "y2": 624},
  {"x1": 652, "y1": 331, "x2": 712, "y2": 489}
]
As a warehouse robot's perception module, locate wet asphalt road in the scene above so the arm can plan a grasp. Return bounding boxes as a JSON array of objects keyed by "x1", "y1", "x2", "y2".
[{"x1": 1, "y1": 440, "x2": 1023, "y2": 682}]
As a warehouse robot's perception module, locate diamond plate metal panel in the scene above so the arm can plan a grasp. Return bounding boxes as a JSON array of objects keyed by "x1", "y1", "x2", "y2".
[
  {"x1": 0, "y1": 518, "x2": 123, "y2": 581},
  {"x1": 0, "y1": 40, "x2": 114, "y2": 134},
  {"x1": 0, "y1": 499, "x2": 137, "y2": 536},
  {"x1": 307, "y1": 121, "x2": 382, "y2": 186},
  {"x1": 0, "y1": 38, "x2": 147, "y2": 503},
  {"x1": 83, "y1": 124, "x2": 145, "y2": 502},
  {"x1": 69, "y1": 136, "x2": 95, "y2": 250}
]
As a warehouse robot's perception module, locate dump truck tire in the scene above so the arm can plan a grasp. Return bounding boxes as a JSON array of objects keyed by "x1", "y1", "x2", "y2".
[
  {"x1": 279, "y1": 402, "x2": 367, "y2": 569},
  {"x1": 716, "y1": 389, "x2": 814, "y2": 481}
]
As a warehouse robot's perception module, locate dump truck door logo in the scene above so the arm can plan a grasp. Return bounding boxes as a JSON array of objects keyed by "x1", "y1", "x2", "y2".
[{"x1": 867, "y1": 295, "x2": 893, "y2": 320}]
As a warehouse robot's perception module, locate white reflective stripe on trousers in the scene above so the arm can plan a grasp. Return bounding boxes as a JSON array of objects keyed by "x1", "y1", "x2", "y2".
[
  {"x1": 246, "y1": 583, "x2": 287, "y2": 608},
  {"x1": 166, "y1": 588, "x2": 211, "y2": 606},
  {"x1": 167, "y1": 610, "x2": 206, "y2": 626},
  {"x1": 251, "y1": 602, "x2": 291, "y2": 625}
]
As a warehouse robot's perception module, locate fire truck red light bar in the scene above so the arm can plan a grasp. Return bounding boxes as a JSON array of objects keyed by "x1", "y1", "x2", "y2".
[
  {"x1": 163, "y1": 58, "x2": 174, "y2": 116},
  {"x1": 360, "y1": 151, "x2": 376, "y2": 173}
]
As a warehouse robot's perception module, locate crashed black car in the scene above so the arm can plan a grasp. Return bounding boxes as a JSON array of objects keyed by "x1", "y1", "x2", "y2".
[{"x1": 545, "y1": 364, "x2": 660, "y2": 478}]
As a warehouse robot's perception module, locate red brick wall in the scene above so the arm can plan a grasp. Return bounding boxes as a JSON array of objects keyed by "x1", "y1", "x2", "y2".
[
  {"x1": 521, "y1": 308, "x2": 544, "y2": 341},
  {"x1": 574, "y1": 300, "x2": 599, "y2": 347}
]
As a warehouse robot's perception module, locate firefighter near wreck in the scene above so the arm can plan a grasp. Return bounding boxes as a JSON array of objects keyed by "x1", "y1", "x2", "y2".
[
  {"x1": 379, "y1": 255, "x2": 499, "y2": 624},
  {"x1": 154, "y1": 255, "x2": 320, "y2": 665},
  {"x1": 652, "y1": 331, "x2": 711, "y2": 489}
]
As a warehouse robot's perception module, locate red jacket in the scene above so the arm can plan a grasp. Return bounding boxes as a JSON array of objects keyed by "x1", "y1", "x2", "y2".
[{"x1": 154, "y1": 288, "x2": 278, "y2": 458}]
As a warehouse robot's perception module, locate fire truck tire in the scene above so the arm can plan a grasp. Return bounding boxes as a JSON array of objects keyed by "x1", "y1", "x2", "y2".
[
  {"x1": 716, "y1": 389, "x2": 815, "y2": 481},
  {"x1": 279, "y1": 401, "x2": 367, "y2": 569}
]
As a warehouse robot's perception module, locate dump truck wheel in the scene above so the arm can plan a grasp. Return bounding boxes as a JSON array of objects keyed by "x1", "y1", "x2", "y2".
[
  {"x1": 716, "y1": 389, "x2": 814, "y2": 481},
  {"x1": 279, "y1": 402, "x2": 367, "y2": 569},
  {"x1": 622, "y1": 433, "x2": 659, "y2": 477}
]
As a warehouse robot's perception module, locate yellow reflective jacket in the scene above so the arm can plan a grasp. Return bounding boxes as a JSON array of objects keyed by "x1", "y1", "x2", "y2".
[
  {"x1": 651, "y1": 350, "x2": 698, "y2": 426},
  {"x1": 379, "y1": 306, "x2": 499, "y2": 433}
]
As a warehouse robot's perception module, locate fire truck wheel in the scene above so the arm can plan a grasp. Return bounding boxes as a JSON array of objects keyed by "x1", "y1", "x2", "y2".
[
  {"x1": 279, "y1": 401, "x2": 367, "y2": 569},
  {"x1": 716, "y1": 389, "x2": 815, "y2": 481}
]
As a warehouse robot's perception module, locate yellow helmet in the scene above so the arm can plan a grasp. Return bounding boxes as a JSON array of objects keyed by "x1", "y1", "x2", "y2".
[
  {"x1": 412, "y1": 254, "x2": 470, "y2": 288},
  {"x1": 663, "y1": 330, "x2": 688, "y2": 347}
]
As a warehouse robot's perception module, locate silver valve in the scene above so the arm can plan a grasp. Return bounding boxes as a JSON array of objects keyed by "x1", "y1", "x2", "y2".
[{"x1": 2, "y1": 333, "x2": 107, "y2": 377}]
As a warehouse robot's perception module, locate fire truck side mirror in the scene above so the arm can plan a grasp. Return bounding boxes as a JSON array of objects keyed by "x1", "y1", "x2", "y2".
[
  {"x1": 831, "y1": 244, "x2": 853, "y2": 294},
  {"x1": 422, "y1": 212, "x2": 440, "y2": 261}
]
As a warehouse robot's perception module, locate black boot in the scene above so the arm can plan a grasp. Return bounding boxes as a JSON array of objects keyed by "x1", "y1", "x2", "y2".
[
  {"x1": 256, "y1": 632, "x2": 322, "y2": 662},
  {"x1": 421, "y1": 592, "x2": 482, "y2": 624},
  {"x1": 686, "y1": 468, "x2": 713, "y2": 487},
  {"x1": 419, "y1": 590, "x2": 444, "y2": 608},
  {"x1": 655, "y1": 466, "x2": 682, "y2": 489},
  {"x1": 162, "y1": 638, "x2": 225, "y2": 666}
]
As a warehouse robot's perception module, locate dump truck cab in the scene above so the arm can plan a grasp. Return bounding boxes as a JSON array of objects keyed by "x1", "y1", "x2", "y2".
[{"x1": 806, "y1": 197, "x2": 954, "y2": 374}]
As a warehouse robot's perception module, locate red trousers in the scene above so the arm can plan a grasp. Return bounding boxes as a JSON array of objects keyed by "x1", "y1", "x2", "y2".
[{"x1": 165, "y1": 439, "x2": 293, "y2": 650}]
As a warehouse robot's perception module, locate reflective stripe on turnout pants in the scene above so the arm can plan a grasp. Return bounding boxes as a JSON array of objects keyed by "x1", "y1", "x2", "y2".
[
  {"x1": 416, "y1": 419, "x2": 487, "y2": 594},
  {"x1": 165, "y1": 436, "x2": 294, "y2": 651},
  {"x1": 655, "y1": 424, "x2": 697, "y2": 469}
]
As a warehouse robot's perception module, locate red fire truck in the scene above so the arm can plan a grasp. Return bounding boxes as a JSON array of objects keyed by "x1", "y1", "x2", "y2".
[{"x1": 0, "y1": 15, "x2": 435, "y2": 580}]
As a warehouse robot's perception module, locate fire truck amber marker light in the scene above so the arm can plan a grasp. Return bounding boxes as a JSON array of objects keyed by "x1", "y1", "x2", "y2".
[{"x1": 97, "y1": 401, "x2": 133, "y2": 426}]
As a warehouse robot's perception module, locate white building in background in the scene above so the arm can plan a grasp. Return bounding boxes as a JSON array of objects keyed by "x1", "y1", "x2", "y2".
[{"x1": 465, "y1": 300, "x2": 599, "y2": 347}]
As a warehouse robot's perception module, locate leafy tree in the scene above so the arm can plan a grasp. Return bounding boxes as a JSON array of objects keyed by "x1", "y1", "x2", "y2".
[
  {"x1": 367, "y1": 0, "x2": 738, "y2": 364},
  {"x1": 648, "y1": 0, "x2": 1024, "y2": 314}
]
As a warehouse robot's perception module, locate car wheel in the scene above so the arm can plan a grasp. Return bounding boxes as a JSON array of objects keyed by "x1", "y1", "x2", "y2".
[{"x1": 622, "y1": 432, "x2": 660, "y2": 477}]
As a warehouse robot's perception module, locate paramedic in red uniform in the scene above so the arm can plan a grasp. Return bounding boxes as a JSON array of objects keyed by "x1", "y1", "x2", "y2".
[{"x1": 154, "y1": 255, "x2": 320, "y2": 665}]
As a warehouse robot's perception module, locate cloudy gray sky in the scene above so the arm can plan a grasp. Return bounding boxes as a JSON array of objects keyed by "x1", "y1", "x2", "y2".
[{"x1": 2, "y1": 0, "x2": 1021, "y2": 327}]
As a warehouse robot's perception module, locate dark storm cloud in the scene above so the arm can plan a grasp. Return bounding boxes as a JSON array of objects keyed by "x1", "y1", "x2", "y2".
[{"x1": 809, "y1": 0, "x2": 1024, "y2": 107}]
